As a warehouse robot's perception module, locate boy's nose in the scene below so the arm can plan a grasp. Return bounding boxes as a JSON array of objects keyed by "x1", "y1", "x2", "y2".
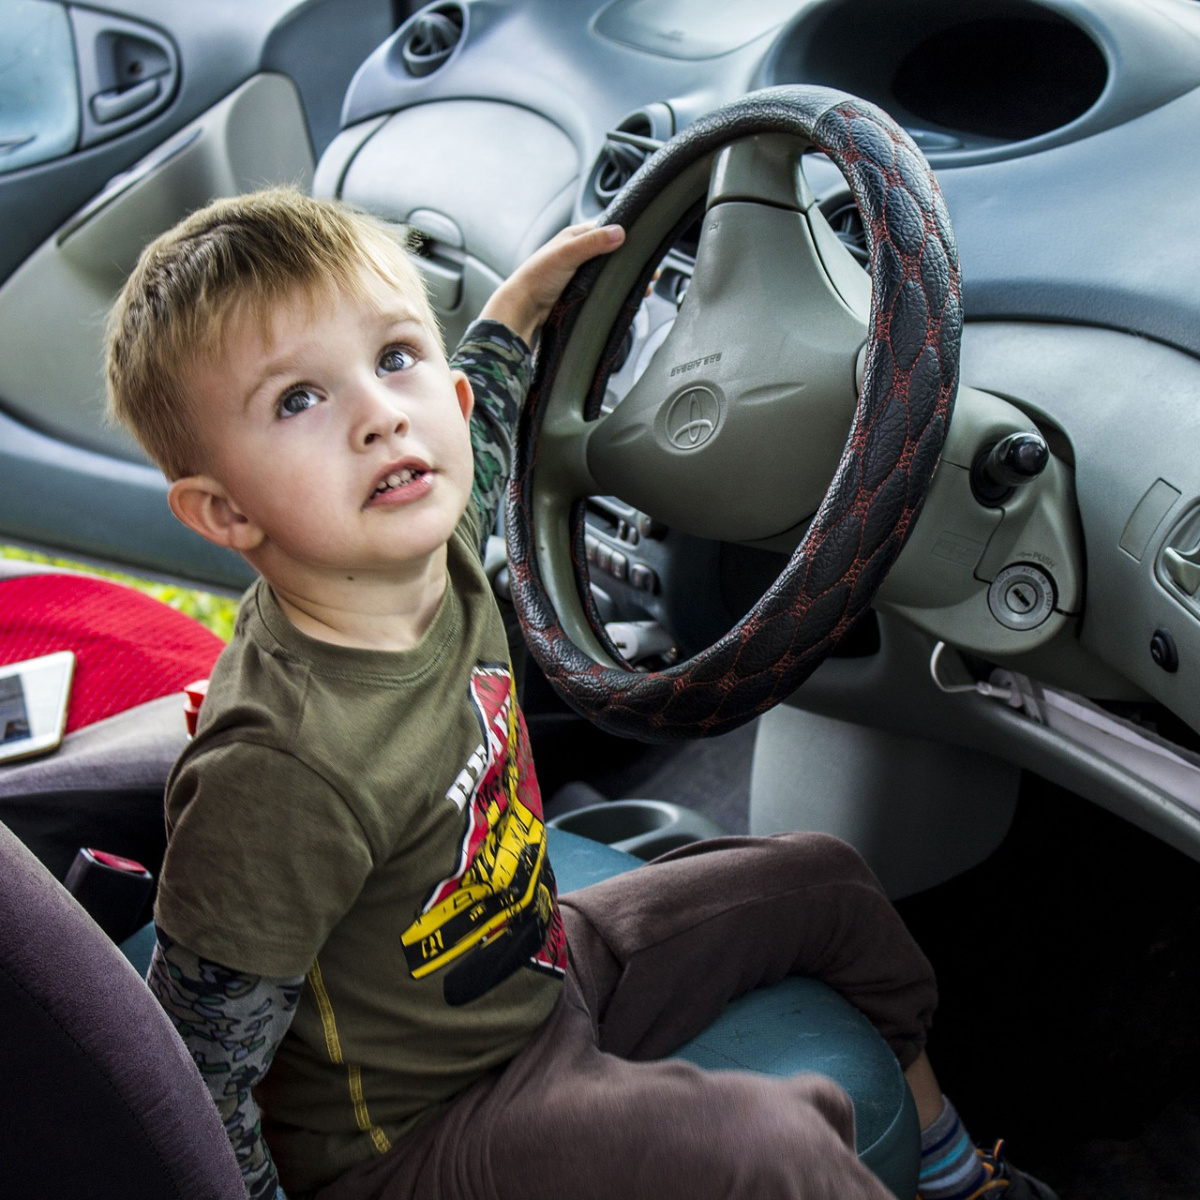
[{"x1": 355, "y1": 387, "x2": 410, "y2": 447}]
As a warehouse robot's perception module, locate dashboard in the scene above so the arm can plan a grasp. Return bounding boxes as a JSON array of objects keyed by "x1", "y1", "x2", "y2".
[{"x1": 285, "y1": 0, "x2": 1200, "y2": 863}]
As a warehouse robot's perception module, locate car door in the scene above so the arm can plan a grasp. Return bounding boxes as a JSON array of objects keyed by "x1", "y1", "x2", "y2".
[{"x1": 0, "y1": 0, "x2": 400, "y2": 590}]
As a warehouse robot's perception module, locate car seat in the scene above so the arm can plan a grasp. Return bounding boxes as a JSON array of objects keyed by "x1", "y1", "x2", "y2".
[
  {"x1": 0, "y1": 565, "x2": 224, "y2": 929},
  {"x1": 0, "y1": 566, "x2": 920, "y2": 1198}
]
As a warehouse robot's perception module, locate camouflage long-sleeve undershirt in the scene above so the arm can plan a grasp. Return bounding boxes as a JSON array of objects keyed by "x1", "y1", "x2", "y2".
[
  {"x1": 146, "y1": 319, "x2": 533, "y2": 1200},
  {"x1": 452, "y1": 318, "x2": 532, "y2": 544},
  {"x1": 149, "y1": 934, "x2": 302, "y2": 1200}
]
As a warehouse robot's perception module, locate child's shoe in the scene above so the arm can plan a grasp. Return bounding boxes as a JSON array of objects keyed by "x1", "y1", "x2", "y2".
[{"x1": 968, "y1": 1140, "x2": 1059, "y2": 1200}]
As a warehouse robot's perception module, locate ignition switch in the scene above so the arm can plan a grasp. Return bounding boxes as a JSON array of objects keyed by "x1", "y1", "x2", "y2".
[{"x1": 988, "y1": 563, "x2": 1056, "y2": 630}]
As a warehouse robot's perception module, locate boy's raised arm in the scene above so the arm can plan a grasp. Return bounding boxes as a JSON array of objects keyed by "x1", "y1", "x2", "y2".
[
  {"x1": 455, "y1": 323, "x2": 532, "y2": 539},
  {"x1": 454, "y1": 221, "x2": 625, "y2": 539}
]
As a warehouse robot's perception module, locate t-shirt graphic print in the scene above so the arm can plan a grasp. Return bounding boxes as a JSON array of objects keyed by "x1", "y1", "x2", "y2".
[{"x1": 402, "y1": 663, "x2": 566, "y2": 1005}]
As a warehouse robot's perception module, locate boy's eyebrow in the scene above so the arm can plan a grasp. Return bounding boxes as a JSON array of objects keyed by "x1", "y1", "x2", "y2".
[{"x1": 374, "y1": 306, "x2": 426, "y2": 331}]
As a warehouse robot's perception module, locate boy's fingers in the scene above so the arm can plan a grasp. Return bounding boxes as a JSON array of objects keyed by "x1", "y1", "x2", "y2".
[{"x1": 554, "y1": 223, "x2": 625, "y2": 266}]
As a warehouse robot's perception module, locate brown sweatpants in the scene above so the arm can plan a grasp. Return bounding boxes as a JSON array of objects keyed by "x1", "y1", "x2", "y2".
[{"x1": 316, "y1": 832, "x2": 937, "y2": 1200}]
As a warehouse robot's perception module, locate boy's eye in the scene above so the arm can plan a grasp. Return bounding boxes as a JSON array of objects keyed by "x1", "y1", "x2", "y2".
[
  {"x1": 378, "y1": 345, "x2": 417, "y2": 375},
  {"x1": 277, "y1": 387, "x2": 322, "y2": 418}
]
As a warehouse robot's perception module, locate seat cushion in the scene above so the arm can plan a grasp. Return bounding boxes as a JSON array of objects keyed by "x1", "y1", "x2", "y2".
[
  {"x1": 546, "y1": 826, "x2": 919, "y2": 1198},
  {"x1": 0, "y1": 820, "x2": 245, "y2": 1199},
  {"x1": 672, "y1": 976, "x2": 920, "y2": 1188}
]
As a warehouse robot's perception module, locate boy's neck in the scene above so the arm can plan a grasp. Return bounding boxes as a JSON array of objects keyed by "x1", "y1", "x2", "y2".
[{"x1": 263, "y1": 547, "x2": 451, "y2": 651}]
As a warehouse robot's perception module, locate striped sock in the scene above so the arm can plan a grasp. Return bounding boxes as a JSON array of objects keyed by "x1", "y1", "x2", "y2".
[{"x1": 917, "y1": 1096, "x2": 989, "y2": 1199}]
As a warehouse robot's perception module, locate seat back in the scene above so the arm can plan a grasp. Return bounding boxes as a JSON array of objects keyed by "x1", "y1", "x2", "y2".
[{"x1": 0, "y1": 819, "x2": 245, "y2": 1199}]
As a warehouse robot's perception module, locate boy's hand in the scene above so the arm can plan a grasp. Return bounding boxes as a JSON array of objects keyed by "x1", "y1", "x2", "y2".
[{"x1": 479, "y1": 221, "x2": 625, "y2": 346}]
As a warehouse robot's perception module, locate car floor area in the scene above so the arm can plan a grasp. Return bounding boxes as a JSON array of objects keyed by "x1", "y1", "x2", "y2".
[{"x1": 535, "y1": 712, "x2": 1200, "y2": 1200}]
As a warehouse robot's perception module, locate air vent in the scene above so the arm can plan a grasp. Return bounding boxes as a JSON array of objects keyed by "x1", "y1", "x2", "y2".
[
  {"x1": 593, "y1": 139, "x2": 650, "y2": 206},
  {"x1": 399, "y1": 3, "x2": 465, "y2": 78},
  {"x1": 583, "y1": 104, "x2": 674, "y2": 216},
  {"x1": 821, "y1": 196, "x2": 868, "y2": 265}
]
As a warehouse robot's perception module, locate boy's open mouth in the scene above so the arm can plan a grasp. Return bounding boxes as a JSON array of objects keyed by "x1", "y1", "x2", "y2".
[{"x1": 371, "y1": 466, "x2": 425, "y2": 499}]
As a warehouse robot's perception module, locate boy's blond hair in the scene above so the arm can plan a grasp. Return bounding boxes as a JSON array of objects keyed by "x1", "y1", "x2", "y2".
[{"x1": 106, "y1": 187, "x2": 439, "y2": 480}]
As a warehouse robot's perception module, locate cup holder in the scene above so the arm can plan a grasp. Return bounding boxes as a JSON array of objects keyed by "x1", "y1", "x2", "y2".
[{"x1": 548, "y1": 799, "x2": 726, "y2": 861}]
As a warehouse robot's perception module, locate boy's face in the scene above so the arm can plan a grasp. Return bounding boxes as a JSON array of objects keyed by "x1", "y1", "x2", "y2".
[{"x1": 177, "y1": 268, "x2": 475, "y2": 589}]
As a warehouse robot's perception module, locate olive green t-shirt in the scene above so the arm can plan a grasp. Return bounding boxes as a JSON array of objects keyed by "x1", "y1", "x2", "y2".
[{"x1": 155, "y1": 507, "x2": 566, "y2": 1189}]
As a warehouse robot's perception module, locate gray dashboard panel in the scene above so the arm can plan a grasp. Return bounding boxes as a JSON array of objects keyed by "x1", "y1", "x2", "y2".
[
  {"x1": 936, "y1": 84, "x2": 1200, "y2": 361},
  {"x1": 337, "y1": 100, "x2": 582, "y2": 278},
  {"x1": 330, "y1": 0, "x2": 1200, "y2": 363},
  {"x1": 959, "y1": 321, "x2": 1200, "y2": 733}
]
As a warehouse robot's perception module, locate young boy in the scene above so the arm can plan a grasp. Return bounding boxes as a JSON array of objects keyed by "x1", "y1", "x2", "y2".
[{"x1": 106, "y1": 188, "x2": 1054, "y2": 1200}]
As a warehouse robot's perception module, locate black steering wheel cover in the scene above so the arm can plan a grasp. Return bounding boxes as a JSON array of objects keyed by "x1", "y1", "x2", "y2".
[{"x1": 506, "y1": 85, "x2": 962, "y2": 742}]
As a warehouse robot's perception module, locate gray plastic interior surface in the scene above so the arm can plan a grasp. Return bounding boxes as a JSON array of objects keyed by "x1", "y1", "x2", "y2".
[
  {"x1": 335, "y1": 100, "x2": 581, "y2": 279},
  {"x1": 876, "y1": 383, "x2": 1084, "y2": 658},
  {"x1": 0, "y1": 0, "x2": 313, "y2": 287},
  {"x1": 957, "y1": 323, "x2": 1200, "y2": 735},
  {"x1": 776, "y1": 321, "x2": 1200, "y2": 862},
  {"x1": 261, "y1": 0, "x2": 397, "y2": 157},
  {"x1": 549, "y1": 798, "x2": 727, "y2": 859},
  {"x1": 749, "y1": 705, "x2": 1020, "y2": 899},
  {"x1": 328, "y1": 0, "x2": 1200, "y2": 363},
  {"x1": 0, "y1": 73, "x2": 309, "y2": 588},
  {"x1": 0, "y1": 74, "x2": 313, "y2": 463},
  {"x1": 789, "y1": 611, "x2": 1200, "y2": 865},
  {"x1": 763, "y1": 0, "x2": 1200, "y2": 166},
  {"x1": 593, "y1": 0, "x2": 803, "y2": 60},
  {"x1": 0, "y1": 409, "x2": 252, "y2": 590}
]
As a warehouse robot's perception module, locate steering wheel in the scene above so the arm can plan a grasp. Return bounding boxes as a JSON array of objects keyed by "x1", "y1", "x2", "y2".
[{"x1": 505, "y1": 86, "x2": 961, "y2": 742}]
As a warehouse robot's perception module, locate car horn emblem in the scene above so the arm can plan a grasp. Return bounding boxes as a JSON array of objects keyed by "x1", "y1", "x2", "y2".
[{"x1": 665, "y1": 386, "x2": 720, "y2": 450}]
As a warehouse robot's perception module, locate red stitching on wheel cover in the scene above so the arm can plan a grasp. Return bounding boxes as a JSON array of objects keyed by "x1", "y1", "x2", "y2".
[{"x1": 506, "y1": 85, "x2": 962, "y2": 742}]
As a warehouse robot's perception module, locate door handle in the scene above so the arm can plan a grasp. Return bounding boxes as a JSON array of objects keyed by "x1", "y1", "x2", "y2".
[
  {"x1": 90, "y1": 78, "x2": 161, "y2": 126},
  {"x1": 68, "y1": 7, "x2": 178, "y2": 148}
]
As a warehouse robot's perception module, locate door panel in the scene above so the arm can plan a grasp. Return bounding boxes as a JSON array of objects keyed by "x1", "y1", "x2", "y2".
[
  {"x1": 69, "y1": 5, "x2": 179, "y2": 150},
  {"x1": 0, "y1": 0, "x2": 398, "y2": 586},
  {"x1": 0, "y1": 74, "x2": 313, "y2": 461},
  {"x1": 0, "y1": 74, "x2": 313, "y2": 588}
]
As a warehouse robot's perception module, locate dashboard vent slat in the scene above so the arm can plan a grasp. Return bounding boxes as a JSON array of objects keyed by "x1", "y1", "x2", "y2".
[
  {"x1": 823, "y1": 197, "x2": 868, "y2": 265},
  {"x1": 584, "y1": 106, "x2": 672, "y2": 216},
  {"x1": 401, "y1": 4, "x2": 465, "y2": 77},
  {"x1": 594, "y1": 141, "x2": 650, "y2": 204}
]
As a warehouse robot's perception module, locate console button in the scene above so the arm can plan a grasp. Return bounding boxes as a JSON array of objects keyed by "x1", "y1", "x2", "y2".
[{"x1": 629, "y1": 563, "x2": 658, "y2": 593}]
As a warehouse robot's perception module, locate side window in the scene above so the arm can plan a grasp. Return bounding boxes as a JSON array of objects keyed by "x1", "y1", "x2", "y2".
[
  {"x1": 0, "y1": 0, "x2": 80, "y2": 174},
  {"x1": 0, "y1": 0, "x2": 179, "y2": 176}
]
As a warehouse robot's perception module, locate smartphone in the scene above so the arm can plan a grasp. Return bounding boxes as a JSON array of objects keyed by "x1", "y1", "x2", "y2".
[{"x1": 0, "y1": 651, "x2": 75, "y2": 765}]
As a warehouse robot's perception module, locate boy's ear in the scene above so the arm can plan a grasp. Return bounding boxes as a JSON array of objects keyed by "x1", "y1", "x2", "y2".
[
  {"x1": 452, "y1": 371, "x2": 475, "y2": 421},
  {"x1": 168, "y1": 475, "x2": 266, "y2": 552}
]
